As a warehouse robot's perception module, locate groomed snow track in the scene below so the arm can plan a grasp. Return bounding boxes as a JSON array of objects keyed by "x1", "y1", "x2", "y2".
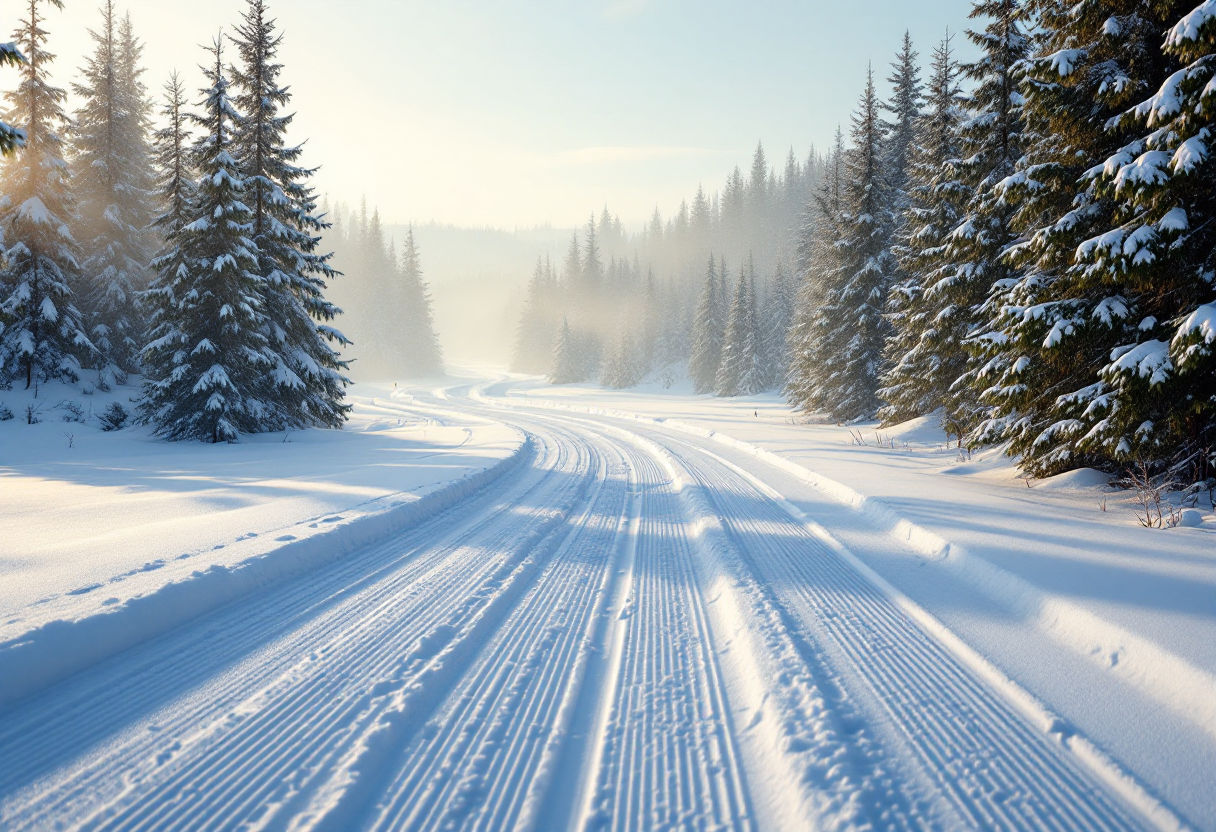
[{"x1": 0, "y1": 380, "x2": 1179, "y2": 831}]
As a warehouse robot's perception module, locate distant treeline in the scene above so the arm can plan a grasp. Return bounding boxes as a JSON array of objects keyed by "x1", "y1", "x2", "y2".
[{"x1": 514, "y1": 0, "x2": 1216, "y2": 491}]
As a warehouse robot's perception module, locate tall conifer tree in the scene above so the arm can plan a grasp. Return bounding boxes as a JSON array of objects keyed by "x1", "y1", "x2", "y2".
[
  {"x1": 787, "y1": 128, "x2": 845, "y2": 411},
  {"x1": 73, "y1": 1, "x2": 155, "y2": 386},
  {"x1": 229, "y1": 0, "x2": 348, "y2": 427},
  {"x1": 139, "y1": 39, "x2": 272, "y2": 441},
  {"x1": 1065, "y1": 0, "x2": 1216, "y2": 482},
  {"x1": 794, "y1": 68, "x2": 897, "y2": 420},
  {"x1": 395, "y1": 227, "x2": 443, "y2": 376},
  {"x1": 0, "y1": 0, "x2": 91, "y2": 390},
  {"x1": 879, "y1": 31, "x2": 970, "y2": 433},
  {"x1": 978, "y1": 0, "x2": 1181, "y2": 474},
  {"x1": 951, "y1": 0, "x2": 1031, "y2": 443},
  {"x1": 689, "y1": 254, "x2": 724, "y2": 393}
]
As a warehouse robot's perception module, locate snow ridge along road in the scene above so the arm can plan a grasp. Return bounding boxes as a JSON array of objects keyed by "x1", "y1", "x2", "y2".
[{"x1": 0, "y1": 380, "x2": 1184, "y2": 830}]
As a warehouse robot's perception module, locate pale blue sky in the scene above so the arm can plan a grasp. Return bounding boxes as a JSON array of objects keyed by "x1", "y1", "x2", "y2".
[{"x1": 33, "y1": 0, "x2": 978, "y2": 228}]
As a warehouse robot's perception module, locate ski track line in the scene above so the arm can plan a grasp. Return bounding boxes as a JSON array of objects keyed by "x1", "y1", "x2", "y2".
[
  {"x1": 0, "y1": 422, "x2": 590, "y2": 830},
  {"x1": 576, "y1": 442, "x2": 753, "y2": 832},
  {"x1": 362, "y1": 428, "x2": 631, "y2": 831},
  {"x1": 107, "y1": 430, "x2": 593, "y2": 832},
  {"x1": 658, "y1": 432, "x2": 1155, "y2": 831},
  {"x1": 581, "y1": 415, "x2": 929, "y2": 831},
  {"x1": 477, "y1": 385, "x2": 1177, "y2": 831},
  {"x1": 484, "y1": 386, "x2": 1216, "y2": 748},
  {"x1": 522, "y1": 410, "x2": 918, "y2": 831},
  {"x1": 0, "y1": 381, "x2": 1185, "y2": 832}
]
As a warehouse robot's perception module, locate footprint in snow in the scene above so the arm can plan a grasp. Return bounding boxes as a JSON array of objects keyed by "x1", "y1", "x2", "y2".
[
  {"x1": 66, "y1": 583, "x2": 103, "y2": 596},
  {"x1": 276, "y1": 534, "x2": 297, "y2": 542}
]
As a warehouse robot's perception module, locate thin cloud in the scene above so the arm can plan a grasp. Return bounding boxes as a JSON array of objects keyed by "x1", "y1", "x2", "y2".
[{"x1": 555, "y1": 145, "x2": 719, "y2": 165}]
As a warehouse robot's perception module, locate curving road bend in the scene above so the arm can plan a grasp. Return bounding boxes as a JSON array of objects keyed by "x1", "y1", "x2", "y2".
[{"x1": 0, "y1": 378, "x2": 1167, "y2": 831}]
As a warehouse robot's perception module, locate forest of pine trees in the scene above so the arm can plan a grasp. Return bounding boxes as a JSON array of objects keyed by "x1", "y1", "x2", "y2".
[
  {"x1": 0, "y1": 0, "x2": 406, "y2": 441},
  {"x1": 512, "y1": 151, "x2": 815, "y2": 395},
  {"x1": 321, "y1": 199, "x2": 444, "y2": 380},
  {"x1": 513, "y1": 0, "x2": 1216, "y2": 491}
]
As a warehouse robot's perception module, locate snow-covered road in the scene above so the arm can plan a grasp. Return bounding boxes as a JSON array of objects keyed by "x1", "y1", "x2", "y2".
[{"x1": 0, "y1": 379, "x2": 1182, "y2": 830}]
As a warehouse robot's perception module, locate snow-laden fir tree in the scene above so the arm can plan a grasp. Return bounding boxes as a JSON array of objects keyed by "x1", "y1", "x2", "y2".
[
  {"x1": 946, "y1": 0, "x2": 1030, "y2": 444},
  {"x1": 230, "y1": 0, "x2": 349, "y2": 428},
  {"x1": 72, "y1": 2, "x2": 156, "y2": 387},
  {"x1": 976, "y1": 0, "x2": 1180, "y2": 475},
  {"x1": 639, "y1": 266, "x2": 659, "y2": 376},
  {"x1": 549, "y1": 315, "x2": 582, "y2": 384},
  {"x1": 394, "y1": 226, "x2": 443, "y2": 376},
  {"x1": 512, "y1": 255, "x2": 558, "y2": 374},
  {"x1": 138, "y1": 72, "x2": 194, "y2": 411},
  {"x1": 139, "y1": 39, "x2": 274, "y2": 442},
  {"x1": 688, "y1": 254, "x2": 724, "y2": 393},
  {"x1": 786, "y1": 127, "x2": 845, "y2": 411},
  {"x1": 601, "y1": 309, "x2": 643, "y2": 389},
  {"x1": 879, "y1": 31, "x2": 970, "y2": 434},
  {"x1": 150, "y1": 72, "x2": 194, "y2": 247},
  {"x1": 0, "y1": 0, "x2": 91, "y2": 390},
  {"x1": 716, "y1": 264, "x2": 762, "y2": 397},
  {"x1": 1062, "y1": 0, "x2": 1216, "y2": 483},
  {"x1": 759, "y1": 257, "x2": 795, "y2": 390},
  {"x1": 0, "y1": 39, "x2": 26, "y2": 157},
  {"x1": 881, "y1": 31, "x2": 924, "y2": 207},
  {"x1": 576, "y1": 215, "x2": 604, "y2": 377},
  {"x1": 793, "y1": 68, "x2": 898, "y2": 420}
]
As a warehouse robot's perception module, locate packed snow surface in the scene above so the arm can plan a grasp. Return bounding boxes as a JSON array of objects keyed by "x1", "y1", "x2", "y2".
[{"x1": 1, "y1": 371, "x2": 1213, "y2": 830}]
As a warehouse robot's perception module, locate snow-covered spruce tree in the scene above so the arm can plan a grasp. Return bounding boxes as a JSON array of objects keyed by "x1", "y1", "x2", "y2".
[
  {"x1": 150, "y1": 72, "x2": 194, "y2": 248},
  {"x1": 786, "y1": 127, "x2": 845, "y2": 412},
  {"x1": 576, "y1": 214, "x2": 604, "y2": 377},
  {"x1": 549, "y1": 315, "x2": 582, "y2": 384},
  {"x1": 1061, "y1": 0, "x2": 1216, "y2": 484},
  {"x1": 512, "y1": 254, "x2": 557, "y2": 373},
  {"x1": 939, "y1": 0, "x2": 1031, "y2": 445},
  {"x1": 138, "y1": 39, "x2": 273, "y2": 442},
  {"x1": 743, "y1": 267, "x2": 764, "y2": 394},
  {"x1": 229, "y1": 0, "x2": 349, "y2": 428},
  {"x1": 601, "y1": 310, "x2": 642, "y2": 389},
  {"x1": 975, "y1": 1, "x2": 1180, "y2": 475},
  {"x1": 798, "y1": 68, "x2": 898, "y2": 421},
  {"x1": 0, "y1": 0, "x2": 91, "y2": 390},
  {"x1": 138, "y1": 72, "x2": 194, "y2": 415},
  {"x1": 746, "y1": 143, "x2": 772, "y2": 269},
  {"x1": 760, "y1": 257, "x2": 795, "y2": 390},
  {"x1": 688, "y1": 254, "x2": 724, "y2": 393},
  {"x1": 639, "y1": 266, "x2": 659, "y2": 377},
  {"x1": 395, "y1": 226, "x2": 443, "y2": 376},
  {"x1": 716, "y1": 264, "x2": 761, "y2": 397},
  {"x1": 879, "y1": 31, "x2": 970, "y2": 432},
  {"x1": 881, "y1": 30, "x2": 924, "y2": 208},
  {"x1": 0, "y1": 40, "x2": 26, "y2": 157},
  {"x1": 72, "y1": 2, "x2": 155, "y2": 387}
]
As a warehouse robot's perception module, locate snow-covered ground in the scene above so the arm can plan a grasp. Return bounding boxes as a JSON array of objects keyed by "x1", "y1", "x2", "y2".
[
  {"x1": 1, "y1": 370, "x2": 1213, "y2": 830},
  {"x1": 0, "y1": 380, "x2": 524, "y2": 703}
]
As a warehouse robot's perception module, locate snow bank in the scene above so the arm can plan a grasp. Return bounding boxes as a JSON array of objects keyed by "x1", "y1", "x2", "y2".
[
  {"x1": 0, "y1": 433, "x2": 530, "y2": 709},
  {"x1": 0, "y1": 381, "x2": 529, "y2": 709}
]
